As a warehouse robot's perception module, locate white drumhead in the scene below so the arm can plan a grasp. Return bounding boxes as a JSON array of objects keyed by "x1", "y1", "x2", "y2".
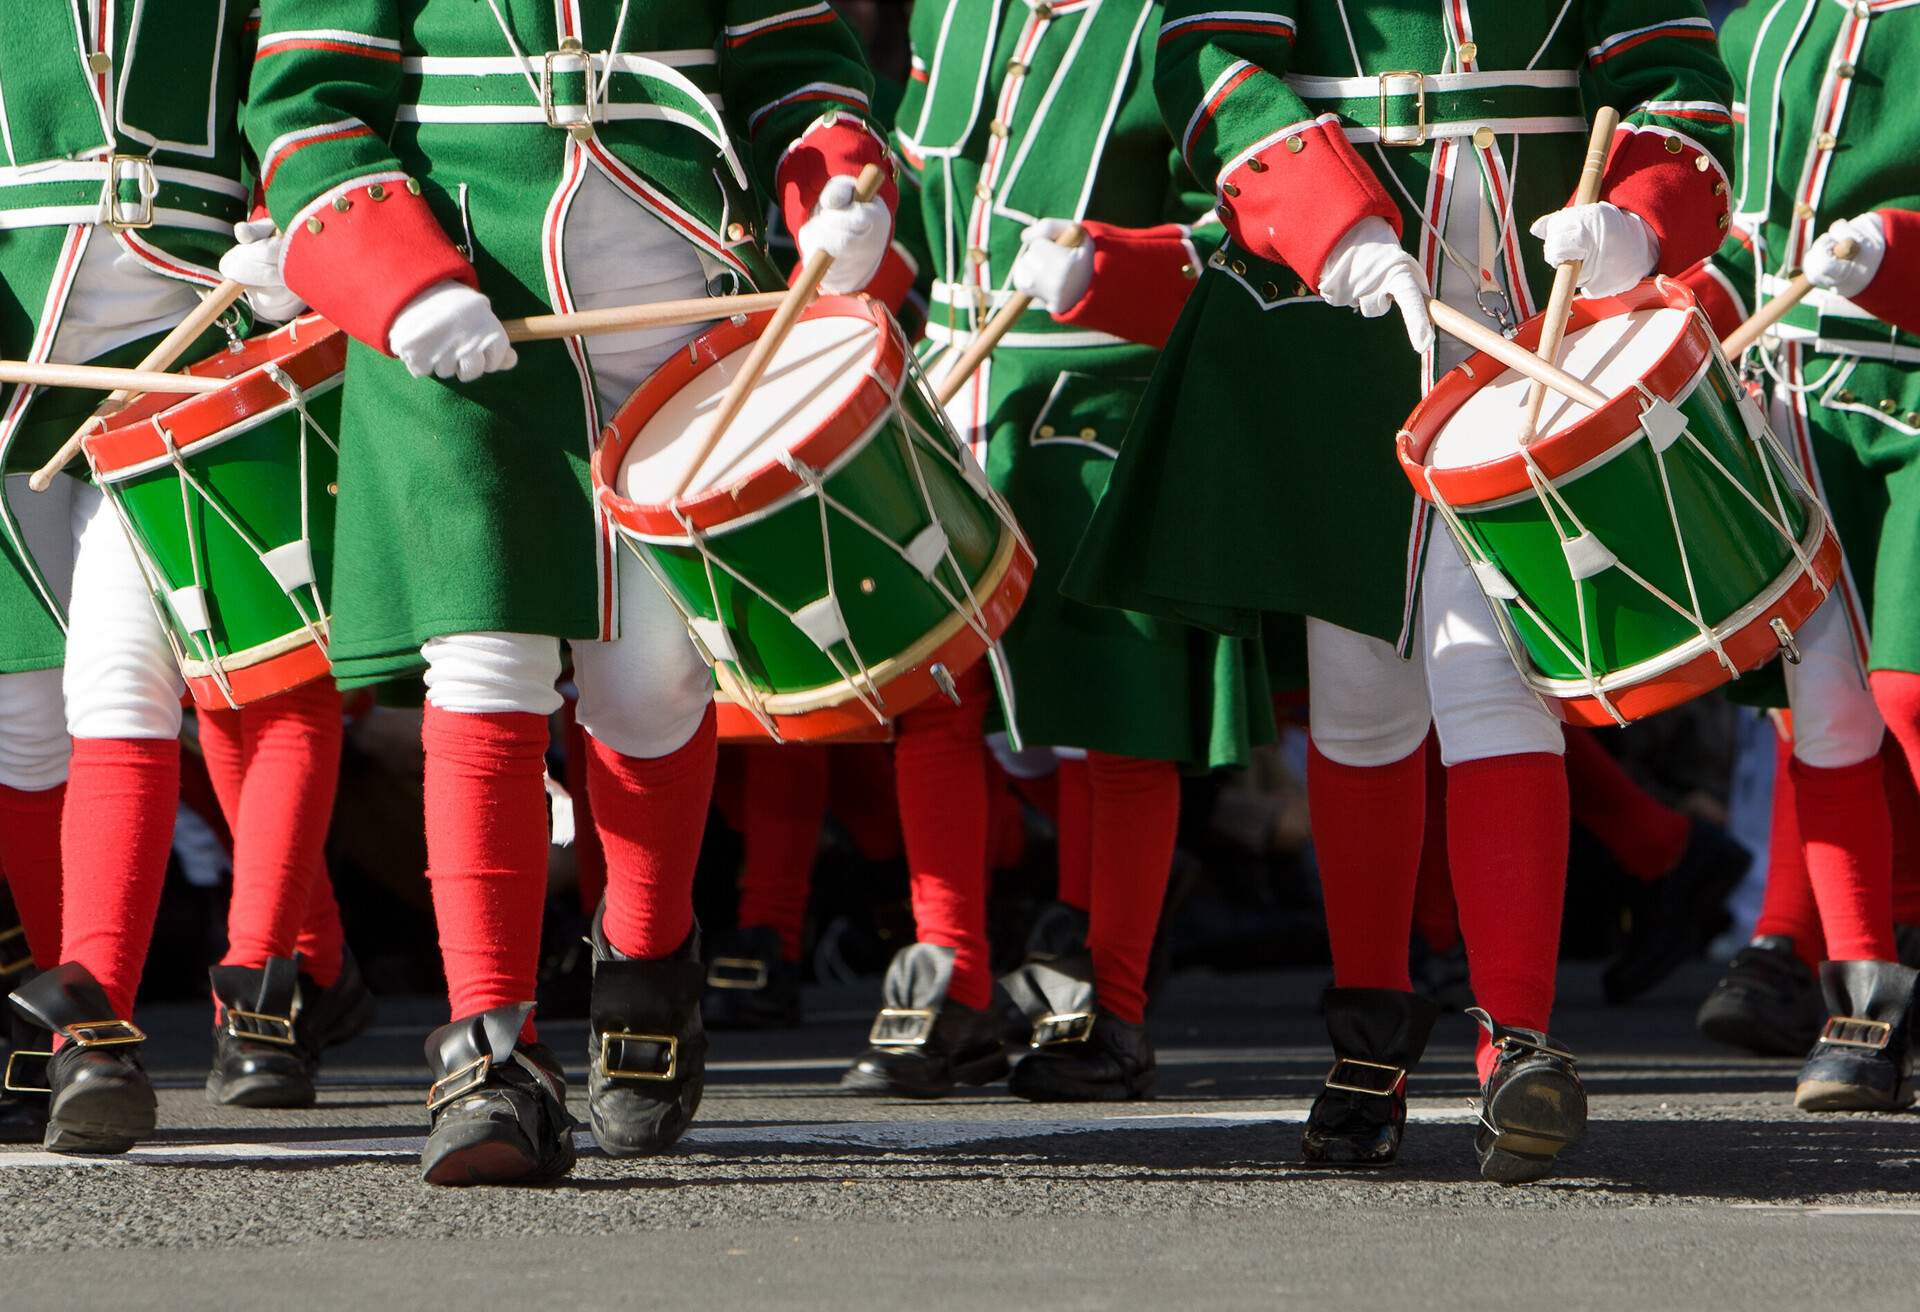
[
  {"x1": 1427, "y1": 306, "x2": 1691, "y2": 470},
  {"x1": 618, "y1": 313, "x2": 883, "y2": 504}
]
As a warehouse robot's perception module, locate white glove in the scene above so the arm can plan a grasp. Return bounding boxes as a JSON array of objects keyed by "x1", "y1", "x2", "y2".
[
  {"x1": 796, "y1": 174, "x2": 892, "y2": 294},
  {"x1": 1010, "y1": 218, "x2": 1094, "y2": 313},
  {"x1": 218, "y1": 219, "x2": 307, "y2": 323},
  {"x1": 1804, "y1": 214, "x2": 1887, "y2": 299},
  {"x1": 386, "y1": 281, "x2": 518, "y2": 383},
  {"x1": 1317, "y1": 217, "x2": 1434, "y2": 354},
  {"x1": 1529, "y1": 202, "x2": 1660, "y2": 298}
]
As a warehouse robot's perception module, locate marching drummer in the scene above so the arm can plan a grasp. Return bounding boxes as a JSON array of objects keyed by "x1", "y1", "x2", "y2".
[
  {"x1": 834, "y1": 0, "x2": 1273, "y2": 1104},
  {"x1": 1683, "y1": 0, "x2": 1920, "y2": 1111},
  {"x1": 1066, "y1": 2, "x2": 1736, "y2": 1181},
  {"x1": 0, "y1": 9, "x2": 362, "y2": 1153},
  {"x1": 246, "y1": 2, "x2": 897, "y2": 1185}
]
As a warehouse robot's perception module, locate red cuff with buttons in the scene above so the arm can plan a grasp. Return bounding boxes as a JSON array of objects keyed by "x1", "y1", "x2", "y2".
[
  {"x1": 1849, "y1": 209, "x2": 1920, "y2": 338},
  {"x1": 1594, "y1": 127, "x2": 1730, "y2": 277},
  {"x1": 1216, "y1": 117, "x2": 1400, "y2": 292},
  {"x1": 1675, "y1": 256, "x2": 1746, "y2": 340},
  {"x1": 1054, "y1": 221, "x2": 1202, "y2": 349},
  {"x1": 776, "y1": 117, "x2": 899, "y2": 241},
  {"x1": 281, "y1": 178, "x2": 477, "y2": 354}
]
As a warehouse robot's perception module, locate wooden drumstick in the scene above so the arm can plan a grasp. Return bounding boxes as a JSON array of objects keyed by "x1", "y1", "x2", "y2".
[
  {"x1": 1721, "y1": 237, "x2": 1859, "y2": 358},
  {"x1": 935, "y1": 224, "x2": 1086, "y2": 406},
  {"x1": 1, "y1": 359, "x2": 226, "y2": 399},
  {"x1": 1517, "y1": 106, "x2": 1620, "y2": 446},
  {"x1": 29, "y1": 279, "x2": 246, "y2": 491},
  {"x1": 1429, "y1": 299, "x2": 1610, "y2": 411},
  {"x1": 671, "y1": 163, "x2": 888, "y2": 500},
  {"x1": 502, "y1": 290, "x2": 790, "y2": 343}
]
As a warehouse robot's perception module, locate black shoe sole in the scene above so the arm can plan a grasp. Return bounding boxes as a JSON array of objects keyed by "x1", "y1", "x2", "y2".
[
  {"x1": 421, "y1": 1124, "x2": 575, "y2": 1187},
  {"x1": 1794, "y1": 1078, "x2": 1918, "y2": 1113},
  {"x1": 839, "y1": 1049, "x2": 1009, "y2": 1099},
  {"x1": 1478, "y1": 1068, "x2": 1586, "y2": 1185},
  {"x1": 44, "y1": 1083, "x2": 156, "y2": 1156},
  {"x1": 1006, "y1": 1066, "x2": 1151, "y2": 1103},
  {"x1": 206, "y1": 1071, "x2": 317, "y2": 1109},
  {"x1": 1697, "y1": 998, "x2": 1816, "y2": 1058}
]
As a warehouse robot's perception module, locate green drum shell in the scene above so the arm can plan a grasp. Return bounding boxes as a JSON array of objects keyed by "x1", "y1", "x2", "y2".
[
  {"x1": 105, "y1": 382, "x2": 341, "y2": 665},
  {"x1": 630, "y1": 378, "x2": 1003, "y2": 698},
  {"x1": 1448, "y1": 359, "x2": 1812, "y2": 682}
]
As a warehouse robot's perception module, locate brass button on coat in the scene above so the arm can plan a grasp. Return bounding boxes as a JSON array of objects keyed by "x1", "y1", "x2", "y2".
[
  {"x1": 1285, "y1": 135, "x2": 1305, "y2": 154},
  {"x1": 87, "y1": 51, "x2": 113, "y2": 74}
]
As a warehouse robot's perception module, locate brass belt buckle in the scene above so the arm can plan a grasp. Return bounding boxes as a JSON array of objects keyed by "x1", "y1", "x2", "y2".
[
  {"x1": 224, "y1": 1008, "x2": 299, "y2": 1047},
  {"x1": 2, "y1": 1047, "x2": 53, "y2": 1094},
  {"x1": 706, "y1": 957, "x2": 771, "y2": 990},
  {"x1": 1819, "y1": 1016, "x2": 1893, "y2": 1051},
  {"x1": 1031, "y1": 1010, "x2": 1096, "y2": 1048},
  {"x1": 541, "y1": 38, "x2": 596, "y2": 135},
  {"x1": 426, "y1": 1054, "x2": 492, "y2": 1111},
  {"x1": 102, "y1": 154, "x2": 157, "y2": 230},
  {"x1": 600, "y1": 1031, "x2": 679, "y2": 1082},
  {"x1": 64, "y1": 1018, "x2": 145, "y2": 1048},
  {"x1": 1377, "y1": 71, "x2": 1427, "y2": 147},
  {"x1": 1324, "y1": 1057, "x2": 1405, "y2": 1096},
  {"x1": 868, "y1": 1007, "x2": 936, "y2": 1048}
]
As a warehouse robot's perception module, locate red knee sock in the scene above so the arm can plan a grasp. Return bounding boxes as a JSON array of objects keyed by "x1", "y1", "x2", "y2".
[
  {"x1": 1754, "y1": 736, "x2": 1824, "y2": 965},
  {"x1": 296, "y1": 858, "x2": 346, "y2": 987},
  {"x1": 1563, "y1": 726, "x2": 1690, "y2": 881},
  {"x1": 198, "y1": 681, "x2": 342, "y2": 970},
  {"x1": 1409, "y1": 733, "x2": 1459, "y2": 953},
  {"x1": 562, "y1": 701, "x2": 608, "y2": 917},
  {"x1": 1869, "y1": 671, "x2": 1920, "y2": 925},
  {"x1": 1448, "y1": 753, "x2": 1568, "y2": 1082},
  {"x1": 0, "y1": 782, "x2": 65, "y2": 968},
  {"x1": 1791, "y1": 754, "x2": 1895, "y2": 963},
  {"x1": 830, "y1": 744, "x2": 901, "y2": 862},
  {"x1": 894, "y1": 669, "x2": 992, "y2": 1009},
  {"x1": 60, "y1": 738, "x2": 180, "y2": 1019},
  {"x1": 421, "y1": 706, "x2": 550, "y2": 1030},
  {"x1": 1087, "y1": 752, "x2": 1179, "y2": 1024},
  {"x1": 589, "y1": 705, "x2": 717, "y2": 961},
  {"x1": 1055, "y1": 758, "x2": 1092, "y2": 913},
  {"x1": 1307, "y1": 740, "x2": 1426, "y2": 993},
  {"x1": 737, "y1": 745, "x2": 827, "y2": 962}
]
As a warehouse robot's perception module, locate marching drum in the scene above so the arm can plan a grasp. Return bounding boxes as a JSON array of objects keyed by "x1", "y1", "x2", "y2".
[
  {"x1": 594, "y1": 295, "x2": 1033, "y2": 744},
  {"x1": 1399, "y1": 279, "x2": 1842, "y2": 727},
  {"x1": 85, "y1": 317, "x2": 344, "y2": 710}
]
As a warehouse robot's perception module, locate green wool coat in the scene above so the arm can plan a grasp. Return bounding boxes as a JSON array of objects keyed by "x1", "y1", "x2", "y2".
[
  {"x1": 896, "y1": 0, "x2": 1272, "y2": 767},
  {"x1": 1705, "y1": 0, "x2": 1920, "y2": 677},
  {"x1": 248, "y1": 1, "x2": 887, "y2": 688},
  {"x1": 0, "y1": 5, "x2": 255, "y2": 671},
  {"x1": 1064, "y1": 0, "x2": 1738, "y2": 655}
]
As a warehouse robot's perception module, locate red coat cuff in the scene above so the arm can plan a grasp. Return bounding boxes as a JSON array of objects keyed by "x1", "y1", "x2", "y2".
[
  {"x1": 1676, "y1": 257, "x2": 1747, "y2": 340},
  {"x1": 1055, "y1": 221, "x2": 1203, "y2": 349},
  {"x1": 787, "y1": 240, "x2": 919, "y2": 316},
  {"x1": 1596, "y1": 126, "x2": 1731, "y2": 277},
  {"x1": 776, "y1": 116, "x2": 899, "y2": 242},
  {"x1": 281, "y1": 176, "x2": 477, "y2": 353},
  {"x1": 1216, "y1": 118, "x2": 1400, "y2": 290},
  {"x1": 1849, "y1": 209, "x2": 1920, "y2": 337}
]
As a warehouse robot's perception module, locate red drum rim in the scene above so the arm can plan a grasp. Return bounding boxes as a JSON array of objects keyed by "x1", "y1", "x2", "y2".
[
  {"x1": 716, "y1": 537, "x2": 1033, "y2": 744},
  {"x1": 184, "y1": 638, "x2": 334, "y2": 712},
  {"x1": 594, "y1": 294, "x2": 907, "y2": 539},
  {"x1": 1397, "y1": 280, "x2": 1717, "y2": 509},
  {"x1": 85, "y1": 316, "x2": 347, "y2": 477},
  {"x1": 1546, "y1": 528, "x2": 1842, "y2": 728}
]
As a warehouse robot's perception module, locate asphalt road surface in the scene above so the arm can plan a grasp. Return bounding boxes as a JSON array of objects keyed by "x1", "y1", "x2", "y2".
[{"x1": 1, "y1": 963, "x2": 1916, "y2": 1311}]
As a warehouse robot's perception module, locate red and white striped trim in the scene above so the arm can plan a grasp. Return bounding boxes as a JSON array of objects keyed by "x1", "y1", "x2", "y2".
[
  {"x1": 261, "y1": 119, "x2": 376, "y2": 189},
  {"x1": 746, "y1": 82, "x2": 871, "y2": 136},
  {"x1": 1635, "y1": 100, "x2": 1733, "y2": 125},
  {"x1": 1586, "y1": 17, "x2": 1716, "y2": 65},
  {"x1": 1159, "y1": 10, "x2": 1296, "y2": 47},
  {"x1": 725, "y1": 3, "x2": 835, "y2": 46},
  {"x1": 1180, "y1": 59, "x2": 1261, "y2": 167},
  {"x1": 255, "y1": 29, "x2": 403, "y2": 62}
]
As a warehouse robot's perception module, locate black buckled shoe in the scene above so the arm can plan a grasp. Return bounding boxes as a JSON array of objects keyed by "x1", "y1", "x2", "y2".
[
  {"x1": 207, "y1": 957, "x2": 313, "y2": 1108},
  {"x1": 586, "y1": 911, "x2": 707, "y2": 1157},
  {"x1": 1896, "y1": 923, "x2": 1920, "y2": 972},
  {"x1": 297, "y1": 948, "x2": 376, "y2": 1056},
  {"x1": 1470, "y1": 1008, "x2": 1587, "y2": 1185},
  {"x1": 1794, "y1": 960, "x2": 1918, "y2": 1113},
  {"x1": 1003, "y1": 950, "x2": 1154, "y2": 1102},
  {"x1": 1603, "y1": 819, "x2": 1751, "y2": 1005},
  {"x1": 701, "y1": 926, "x2": 801, "y2": 1030},
  {"x1": 841, "y1": 943, "x2": 1009, "y2": 1098},
  {"x1": 1302, "y1": 988, "x2": 1440, "y2": 1167},
  {"x1": 9, "y1": 962, "x2": 156, "y2": 1155},
  {"x1": 1697, "y1": 936, "x2": 1825, "y2": 1056},
  {"x1": 0, "y1": 918, "x2": 49, "y2": 1144},
  {"x1": 421, "y1": 1003, "x2": 576, "y2": 1186}
]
